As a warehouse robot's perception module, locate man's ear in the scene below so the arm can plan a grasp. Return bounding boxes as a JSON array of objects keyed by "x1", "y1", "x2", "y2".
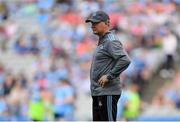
[{"x1": 105, "y1": 20, "x2": 110, "y2": 26}]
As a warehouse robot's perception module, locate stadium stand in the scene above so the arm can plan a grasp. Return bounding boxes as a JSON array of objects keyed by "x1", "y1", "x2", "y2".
[{"x1": 0, "y1": 0, "x2": 179, "y2": 121}]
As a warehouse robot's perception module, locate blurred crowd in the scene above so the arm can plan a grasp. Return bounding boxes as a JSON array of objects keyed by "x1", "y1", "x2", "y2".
[
  {"x1": 0, "y1": 0, "x2": 179, "y2": 121},
  {"x1": 137, "y1": 69, "x2": 180, "y2": 121}
]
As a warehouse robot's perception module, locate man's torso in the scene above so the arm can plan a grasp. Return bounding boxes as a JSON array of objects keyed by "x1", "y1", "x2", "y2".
[{"x1": 90, "y1": 31, "x2": 122, "y2": 96}]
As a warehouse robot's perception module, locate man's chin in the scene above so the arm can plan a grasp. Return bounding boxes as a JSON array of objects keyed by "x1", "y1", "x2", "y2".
[{"x1": 93, "y1": 31, "x2": 99, "y2": 35}]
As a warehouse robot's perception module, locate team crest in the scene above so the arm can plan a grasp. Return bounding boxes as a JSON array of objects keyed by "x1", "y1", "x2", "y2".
[
  {"x1": 99, "y1": 45, "x2": 104, "y2": 49},
  {"x1": 98, "y1": 101, "x2": 102, "y2": 107}
]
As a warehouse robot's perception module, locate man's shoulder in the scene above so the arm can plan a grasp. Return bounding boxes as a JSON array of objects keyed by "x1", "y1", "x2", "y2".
[
  {"x1": 105, "y1": 33, "x2": 123, "y2": 47},
  {"x1": 105, "y1": 32, "x2": 119, "y2": 42}
]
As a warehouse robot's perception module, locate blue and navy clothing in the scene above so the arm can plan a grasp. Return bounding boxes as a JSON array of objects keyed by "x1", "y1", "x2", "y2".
[{"x1": 53, "y1": 85, "x2": 74, "y2": 120}]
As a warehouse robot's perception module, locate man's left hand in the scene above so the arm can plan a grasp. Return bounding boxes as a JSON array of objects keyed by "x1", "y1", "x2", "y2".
[{"x1": 98, "y1": 75, "x2": 109, "y2": 87}]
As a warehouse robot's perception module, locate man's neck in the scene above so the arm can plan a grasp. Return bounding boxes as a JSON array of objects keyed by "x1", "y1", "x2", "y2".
[
  {"x1": 98, "y1": 30, "x2": 109, "y2": 38},
  {"x1": 98, "y1": 30, "x2": 110, "y2": 45}
]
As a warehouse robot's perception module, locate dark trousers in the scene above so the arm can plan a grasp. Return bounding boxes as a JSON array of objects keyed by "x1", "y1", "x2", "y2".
[{"x1": 92, "y1": 95, "x2": 120, "y2": 121}]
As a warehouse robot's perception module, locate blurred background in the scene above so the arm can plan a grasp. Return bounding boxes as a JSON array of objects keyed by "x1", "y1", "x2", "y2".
[{"x1": 0, "y1": 0, "x2": 179, "y2": 121}]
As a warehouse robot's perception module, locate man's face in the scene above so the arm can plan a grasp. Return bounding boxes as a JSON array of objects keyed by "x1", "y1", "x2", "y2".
[{"x1": 91, "y1": 21, "x2": 107, "y2": 35}]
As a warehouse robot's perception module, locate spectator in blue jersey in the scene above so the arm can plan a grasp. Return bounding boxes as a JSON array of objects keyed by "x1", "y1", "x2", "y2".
[{"x1": 53, "y1": 78, "x2": 75, "y2": 121}]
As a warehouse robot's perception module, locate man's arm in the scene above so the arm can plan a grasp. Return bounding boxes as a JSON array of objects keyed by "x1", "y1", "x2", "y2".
[
  {"x1": 106, "y1": 40, "x2": 131, "y2": 80},
  {"x1": 98, "y1": 40, "x2": 131, "y2": 87}
]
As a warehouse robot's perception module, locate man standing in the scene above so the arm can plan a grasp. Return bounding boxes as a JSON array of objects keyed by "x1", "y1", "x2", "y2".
[{"x1": 85, "y1": 11, "x2": 131, "y2": 121}]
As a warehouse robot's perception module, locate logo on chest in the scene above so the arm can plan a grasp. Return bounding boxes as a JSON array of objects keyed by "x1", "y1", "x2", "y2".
[{"x1": 99, "y1": 45, "x2": 104, "y2": 49}]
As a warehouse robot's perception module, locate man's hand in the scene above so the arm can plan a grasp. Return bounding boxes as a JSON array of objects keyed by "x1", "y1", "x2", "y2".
[{"x1": 98, "y1": 75, "x2": 109, "y2": 87}]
